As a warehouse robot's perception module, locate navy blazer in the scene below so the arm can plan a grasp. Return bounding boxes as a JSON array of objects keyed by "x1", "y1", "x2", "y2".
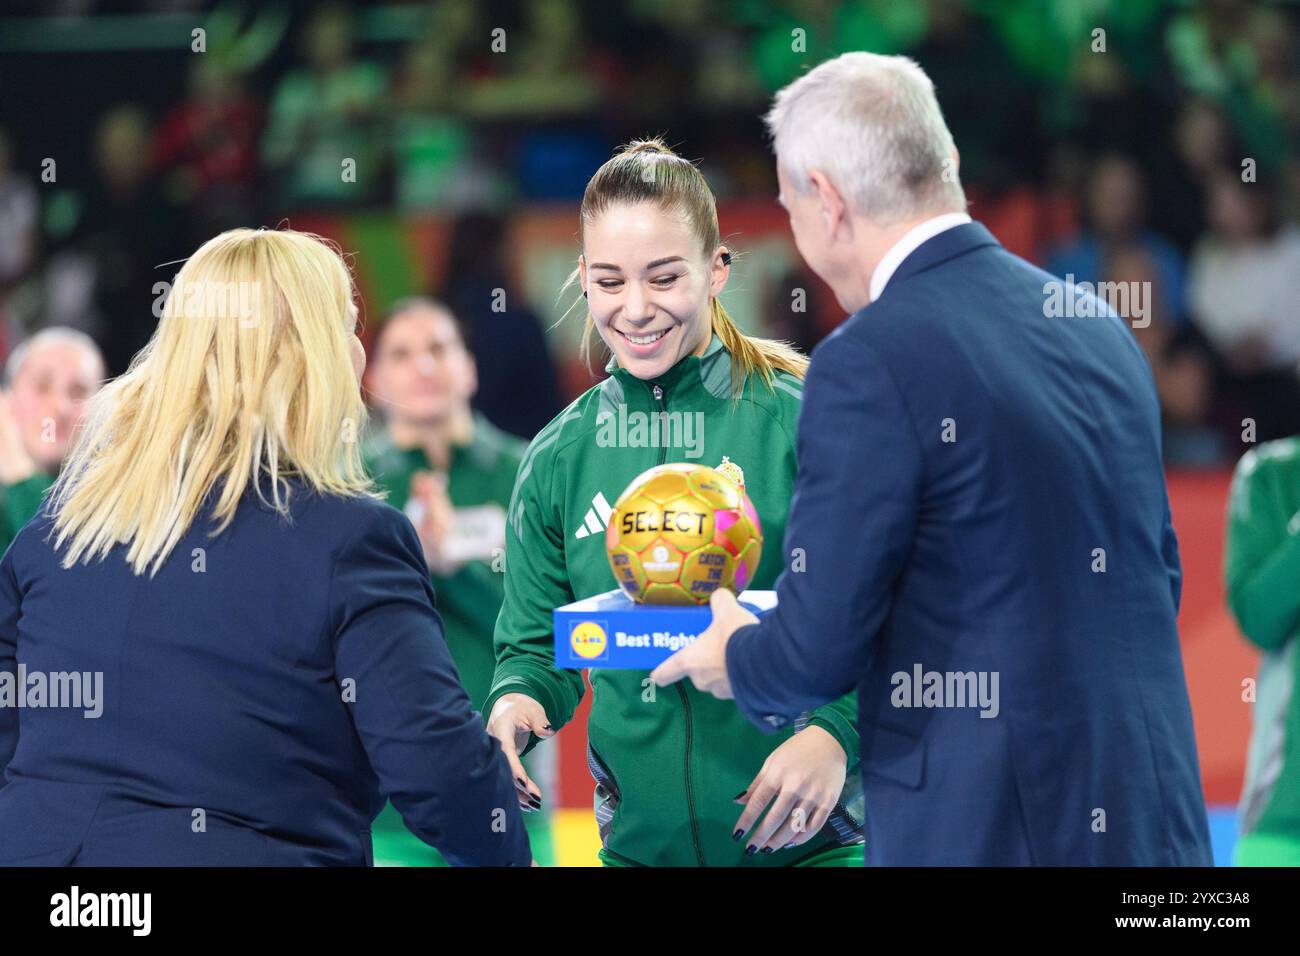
[
  {"x1": 0, "y1": 480, "x2": 529, "y2": 866},
  {"x1": 726, "y1": 223, "x2": 1213, "y2": 866}
]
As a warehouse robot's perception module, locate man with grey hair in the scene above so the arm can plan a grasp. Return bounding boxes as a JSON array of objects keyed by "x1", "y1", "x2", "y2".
[
  {"x1": 654, "y1": 52, "x2": 1213, "y2": 866},
  {"x1": 0, "y1": 327, "x2": 104, "y2": 554}
]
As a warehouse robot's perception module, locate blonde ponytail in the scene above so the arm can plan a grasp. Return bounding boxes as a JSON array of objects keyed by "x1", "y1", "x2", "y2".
[{"x1": 709, "y1": 297, "x2": 808, "y2": 394}]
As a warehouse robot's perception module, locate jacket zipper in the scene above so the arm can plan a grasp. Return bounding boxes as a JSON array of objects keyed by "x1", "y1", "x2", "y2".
[
  {"x1": 651, "y1": 383, "x2": 668, "y2": 467},
  {"x1": 651, "y1": 378, "x2": 707, "y2": 866},
  {"x1": 675, "y1": 683, "x2": 707, "y2": 866}
]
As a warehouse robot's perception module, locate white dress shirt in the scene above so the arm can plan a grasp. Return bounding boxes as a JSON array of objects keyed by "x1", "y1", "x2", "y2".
[{"x1": 869, "y1": 212, "x2": 972, "y2": 302}]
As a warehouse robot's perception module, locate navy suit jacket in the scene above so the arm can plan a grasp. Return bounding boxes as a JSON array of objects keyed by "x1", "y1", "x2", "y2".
[
  {"x1": 0, "y1": 480, "x2": 529, "y2": 866},
  {"x1": 727, "y1": 222, "x2": 1213, "y2": 866}
]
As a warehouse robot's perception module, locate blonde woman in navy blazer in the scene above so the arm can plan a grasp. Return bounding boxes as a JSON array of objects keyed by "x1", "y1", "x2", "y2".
[{"x1": 0, "y1": 228, "x2": 529, "y2": 866}]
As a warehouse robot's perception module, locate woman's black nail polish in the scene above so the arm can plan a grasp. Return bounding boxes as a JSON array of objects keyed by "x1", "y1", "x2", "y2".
[
  {"x1": 733, "y1": 791, "x2": 747, "y2": 800},
  {"x1": 761, "y1": 847, "x2": 774, "y2": 854},
  {"x1": 744, "y1": 844, "x2": 758, "y2": 856},
  {"x1": 732, "y1": 828, "x2": 743, "y2": 842}
]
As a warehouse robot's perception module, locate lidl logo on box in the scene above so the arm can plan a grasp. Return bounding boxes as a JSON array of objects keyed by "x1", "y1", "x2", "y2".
[{"x1": 569, "y1": 620, "x2": 609, "y2": 661}]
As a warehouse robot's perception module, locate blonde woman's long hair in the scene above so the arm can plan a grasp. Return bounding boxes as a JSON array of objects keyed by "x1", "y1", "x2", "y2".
[
  {"x1": 566, "y1": 137, "x2": 809, "y2": 395},
  {"x1": 48, "y1": 227, "x2": 378, "y2": 577}
]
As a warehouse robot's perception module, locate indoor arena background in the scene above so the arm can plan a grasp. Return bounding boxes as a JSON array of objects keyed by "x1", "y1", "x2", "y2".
[{"x1": 1, "y1": 0, "x2": 1295, "y2": 865}]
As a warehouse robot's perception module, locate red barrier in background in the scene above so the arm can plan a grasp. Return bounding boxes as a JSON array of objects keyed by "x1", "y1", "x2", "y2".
[
  {"x1": 1167, "y1": 469, "x2": 1255, "y2": 807},
  {"x1": 555, "y1": 469, "x2": 1253, "y2": 809}
]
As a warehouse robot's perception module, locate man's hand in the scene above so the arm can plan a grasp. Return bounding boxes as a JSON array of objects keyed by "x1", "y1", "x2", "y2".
[{"x1": 650, "y1": 588, "x2": 758, "y2": 698}]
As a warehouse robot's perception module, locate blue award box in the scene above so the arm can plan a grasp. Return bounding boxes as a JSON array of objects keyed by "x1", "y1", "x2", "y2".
[{"x1": 554, "y1": 588, "x2": 778, "y2": 669}]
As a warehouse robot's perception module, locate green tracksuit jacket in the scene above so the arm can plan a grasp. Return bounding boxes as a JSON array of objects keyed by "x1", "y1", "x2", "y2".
[
  {"x1": 0, "y1": 473, "x2": 55, "y2": 556},
  {"x1": 1226, "y1": 438, "x2": 1300, "y2": 863},
  {"x1": 486, "y1": 335, "x2": 864, "y2": 867}
]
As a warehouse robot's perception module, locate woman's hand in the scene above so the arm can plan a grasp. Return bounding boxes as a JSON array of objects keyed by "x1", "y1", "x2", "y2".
[
  {"x1": 486, "y1": 692, "x2": 554, "y2": 812},
  {"x1": 0, "y1": 390, "x2": 36, "y2": 486},
  {"x1": 733, "y1": 724, "x2": 847, "y2": 854}
]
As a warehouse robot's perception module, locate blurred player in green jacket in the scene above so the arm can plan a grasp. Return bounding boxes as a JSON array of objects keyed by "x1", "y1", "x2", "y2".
[
  {"x1": 362, "y1": 298, "x2": 555, "y2": 866},
  {"x1": 1226, "y1": 438, "x2": 1300, "y2": 865},
  {"x1": 0, "y1": 329, "x2": 104, "y2": 554}
]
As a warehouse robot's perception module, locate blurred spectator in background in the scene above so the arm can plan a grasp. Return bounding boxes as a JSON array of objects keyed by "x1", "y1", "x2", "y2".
[
  {"x1": 1189, "y1": 167, "x2": 1300, "y2": 442},
  {"x1": 762, "y1": 264, "x2": 823, "y2": 356},
  {"x1": 76, "y1": 105, "x2": 182, "y2": 377},
  {"x1": 1103, "y1": 245, "x2": 1221, "y2": 467},
  {"x1": 464, "y1": 0, "x2": 604, "y2": 121},
  {"x1": 1166, "y1": 0, "x2": 1298, "y2": 175},
  {"x1": 465, "y1": 0, "x2": 610, "y2": 202},
  {"x1": 1049, "y1": 153, "x2": 1189, "y2": 326},
  {"x1": 910, "y1": 0, "x2": 1040, "y2": 198},
  {"x1": 0, "y1": 0, "x2": 1295, "y2": 467},
  {"x1": 0, "y1": 327, "x2": 104, "y2": 554},
  {"x1": 751, "y1": 0, "x2": 926, "y2": 93},
  {"x1": 154, "y1": 57, "x2": 261, "y2": 246},
  {"x1": 392, "y1": 32, "x2": 469, "y2": 212},
  {"x1": 0, "y1": 128, "x2": 39, "y2": 295},
  {"x1": 440, "y1": 211, "x2": 562, "y2": 440},
  {"x1": 261, "y1": 3, "x2": 387, "y2": 209},
  {"x1": 1158, "y1": 98, "x2": 1241, "y2": 251},
  {"x1": 1176, "y1": 100, "x2": 1240, "y2": 187},
  {"x1": 391, "y1": 4, "x2": 507, "y2": 213}
]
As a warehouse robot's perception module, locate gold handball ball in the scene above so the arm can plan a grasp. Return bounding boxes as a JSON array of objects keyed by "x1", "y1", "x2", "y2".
[{"x1": 605, "y1": 462, "x2": 763, "y2": 605}]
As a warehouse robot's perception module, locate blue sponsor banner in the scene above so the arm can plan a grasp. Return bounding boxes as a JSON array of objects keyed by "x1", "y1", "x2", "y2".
[{"x1": 553, "y1": 588, "x2": 777, "y2": 669}]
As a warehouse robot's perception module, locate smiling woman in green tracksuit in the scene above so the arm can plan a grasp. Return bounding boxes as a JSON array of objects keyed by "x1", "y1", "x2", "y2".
[{"x1": 484, "y1": 139, "x2": 864, "y2": 866}]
